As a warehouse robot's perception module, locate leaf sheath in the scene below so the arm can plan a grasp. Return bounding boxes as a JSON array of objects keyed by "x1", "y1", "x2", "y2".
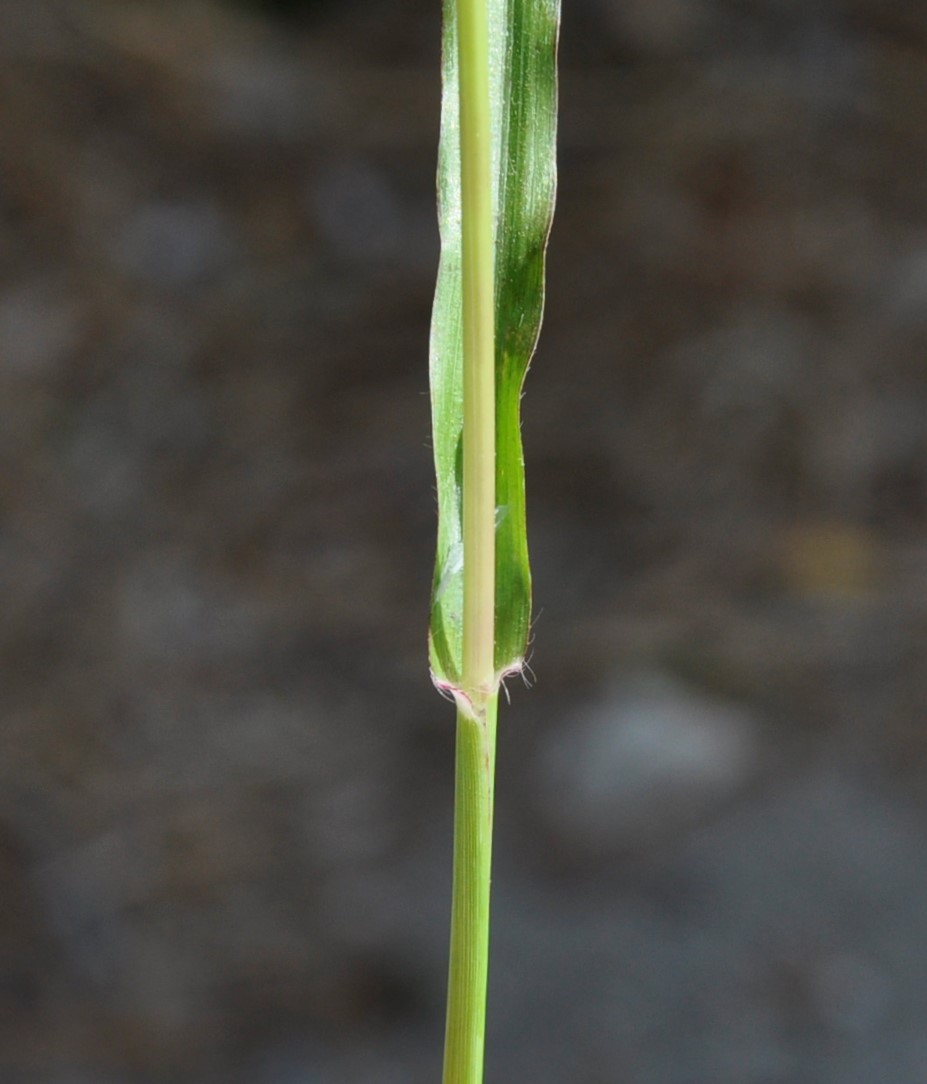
[{"x1": 429, "y1": 0, "x2": 559, "y2": 701}]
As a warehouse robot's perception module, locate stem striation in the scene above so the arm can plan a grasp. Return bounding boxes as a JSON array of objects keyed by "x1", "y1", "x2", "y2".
[
  {"x1": 443, "y1": 0, "x2": 497, "y2": 1080},
  {"x1": 442, "y1": 695, "x2": 498, "y2": 1084}
]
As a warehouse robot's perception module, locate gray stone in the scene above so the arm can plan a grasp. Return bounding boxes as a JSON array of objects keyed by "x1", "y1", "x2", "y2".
[
  {"x1": 533, "y1": 671, "x2": 762, "y2": 852},
  {"x1": 0, "y1": 281, "x2": 80, "y2": 376},
  {"x1": 112, "y1": 201, "x2": 237, "y2": 289}
]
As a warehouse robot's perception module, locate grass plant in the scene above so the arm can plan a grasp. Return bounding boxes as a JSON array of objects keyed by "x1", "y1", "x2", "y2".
[{"x1": 428, "y1": 0, "x2": 559, "y2": 1079}]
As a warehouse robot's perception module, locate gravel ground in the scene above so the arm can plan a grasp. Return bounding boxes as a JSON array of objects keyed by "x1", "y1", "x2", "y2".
[{"x1": 1, "y1": 1, "x2": 925, "y2": 1081}]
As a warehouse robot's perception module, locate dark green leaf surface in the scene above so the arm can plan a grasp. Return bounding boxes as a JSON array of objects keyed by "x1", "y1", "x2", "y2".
[{"x1": 429, "y1": 0, "x2": 559, "y2": 694}]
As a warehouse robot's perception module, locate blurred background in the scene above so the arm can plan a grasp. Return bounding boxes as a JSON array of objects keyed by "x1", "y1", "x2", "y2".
[{"x1": 1, "y1": 0, "x2": 926, "y2": 1081}]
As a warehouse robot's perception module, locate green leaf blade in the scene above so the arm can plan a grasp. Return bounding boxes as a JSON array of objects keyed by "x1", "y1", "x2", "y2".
[{"x1": 429, "y1": 0, "x2": 559, "y2": 696}]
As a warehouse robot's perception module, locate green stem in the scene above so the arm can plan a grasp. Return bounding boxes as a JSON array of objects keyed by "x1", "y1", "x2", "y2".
[
  {"x1": 444, "y1": 0, "x2": 497, "y2": 1081},
  {"x1": 443, "y1": 694, "x2": 498, "y2": 1084},
  {"x1": 458, "y1": 0, "x2": 496, "y2": 703}
]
